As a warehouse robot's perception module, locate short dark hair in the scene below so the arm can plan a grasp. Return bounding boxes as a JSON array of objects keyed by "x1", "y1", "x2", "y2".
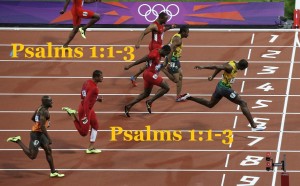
[
  {"x1": 92, "y1": 70, "x2": 102, "y2": 78},
  {"x1": 238, "y1": 59, "x2": 248, "y2": 69},
  {"x1": 179, "y1": 25, "x2": 189, "y2": 33},
  {"x1": 41, "y1": 95, "x2": 51, "y2": 101},
  {"x1": 161, "y1": 45, "x2": 171, "y2": 53},
  {"x1": 41, "y1": 95, "x2": 52, "y2": 105},
  {"x1": 159, "y1": 12, "x2": 168, "y2": 19}
]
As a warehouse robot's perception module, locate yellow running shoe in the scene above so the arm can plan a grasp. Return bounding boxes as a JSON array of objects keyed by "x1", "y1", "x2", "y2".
[
  {"x1": 50, "y1": 170, "x2": 65, "y2": 178},
  {"x1": 79, "y1": 27, "x2": 86, "y2": 39},
  {"x1": 86, "y1": 148, "x2": 101, "y2": 154},
  {"x1": 7, "y1": 136, "x2": 21, "y2": 143},
  {"x1": 62, "y1": 107, "x2": 77, "y2": 116}
]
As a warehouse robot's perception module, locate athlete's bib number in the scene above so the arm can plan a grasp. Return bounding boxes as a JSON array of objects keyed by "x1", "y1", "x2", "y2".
[
  {"x1": 170, "y1": 62, "x2": 176, "y2": 68},
  {"x1": 82, "y1": 90, "x2": 87, "y2": 97},
  {"x1": 152, "y1": 74, "x2": 158, "y2": 79},
  {"x1": 34, "y1": 115, "x2": 39, "y2": 122},
  {"x1": 229, "y1": 78, "x2": 236, "y2": 84}
]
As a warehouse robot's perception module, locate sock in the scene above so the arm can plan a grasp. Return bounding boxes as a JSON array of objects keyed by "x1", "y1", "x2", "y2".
[{"x1": 90, "y1": 128, "x2": 97, "y2": 142}]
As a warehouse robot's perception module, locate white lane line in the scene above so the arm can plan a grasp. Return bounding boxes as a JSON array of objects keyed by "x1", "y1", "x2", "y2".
[
  {"x1": 244, "y1": 68, "x2": 248, "y2": 76},
  {"x1": 233, "y1": 116, "x2": 238, "y2": 129},
  {"x1": 0, "y1": 60, "x2": 296, "y2": 63},
  {"x1": 251, "y1": 33, "x2": 255, "y2": 45},
  {"x1": 221, "y1": 174, "x2": 226, "y2": 186},
  {"x1": 240, "y1": 81, "x2": 245, "y2": 93},
  {"x1": 0, "y1": 93, "x2": 298, "y2": 97},
  {"x1": 0, "y1": 76, "x2": 296, "y2": 80},
  {"x1": 0, "y1": 44, "x2": 295, "y2": 47},
  {"x1": 272, "y1": 31, "x2": 298, "y2": 186},
  {"x1": 2, "y1": 149, "x2": 300, "y2": 152},
  {"x1": 247, "y1": 49, "x2": 252, "y2": 60},
  {"x1": 0, "y1": 168, "x2": 278, "y2": 172},
  {"x1": 0, "y1": 111, "x2": 290, "y2": 114},
  {"x1": 2, "y1": 130, "x2": 300, "y2": 133},
  {"x1": 229, "y1": 135, "x2": 233, "y2": 148},
  {"x1": 236, "y1": 81, "x2": 245, "y2": 110},
  {"x1": 225, "y1": 154, "x2": 230, "y2": 168},
  {"x1": 0, "y1": 27, "x2": 297, "y2": 32}
]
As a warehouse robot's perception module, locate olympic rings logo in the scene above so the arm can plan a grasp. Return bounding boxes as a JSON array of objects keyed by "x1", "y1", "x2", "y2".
[{"x1": 138, "y1": 4, "x2": 180, "y2": 23}]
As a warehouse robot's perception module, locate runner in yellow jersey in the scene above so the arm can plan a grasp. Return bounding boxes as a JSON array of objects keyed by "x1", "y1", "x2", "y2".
[
  {"x1": 162, "y1": 25, "x2": 189, "y2": 102},
  {"x1": 179, "y1": 59, "x2": 266, "y2": 131},
  {"x1": 6, "y1": 96, "x2": 65, "y2": 177}
]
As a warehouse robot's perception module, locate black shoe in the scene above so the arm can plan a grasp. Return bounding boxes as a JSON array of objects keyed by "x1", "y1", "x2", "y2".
[
  {"x1": 124, "y1": 106, "x2": 130, "y2": 117},
  {"x1": 146, "y1": 100, "x2": 152, "y2": 114}
]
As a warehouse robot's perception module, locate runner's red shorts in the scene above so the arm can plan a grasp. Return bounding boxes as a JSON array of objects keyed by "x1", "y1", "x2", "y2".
[
  {"x1": 78, "y1": 103, "x2": 99, "y2": 131},
  {"x1": 148, "y1": 42, "x2": 162, "y2": 51},
  {"x1": 143, "y1": 70, "x2": 163, "y2": 89},
  {"x1": 71, "y1": 8, "x2": 94, "y2": 26}
]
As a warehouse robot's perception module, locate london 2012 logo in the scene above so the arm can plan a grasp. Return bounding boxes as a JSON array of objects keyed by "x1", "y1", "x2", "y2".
[{"x1": 138, "y1": 4, "x2": 180, "y2": 23}]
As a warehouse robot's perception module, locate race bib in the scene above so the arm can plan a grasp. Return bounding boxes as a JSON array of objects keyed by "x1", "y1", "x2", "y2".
[
  {"x1": 170, "y1": 62, "x2": 176, "y2": 68},
  {"x1": 34, "y1": 115, "x2": 39, "y2": 122},
  {"x1": 229, "y1": 78, "x2": 236, "y2": 84},
  {"x1": 155, "y1": 64, "x2": 163, "y2": 72},
  {"x1": 82, "y1": 90, "x2": 87, "y2": 97},
  {"x1": 152, "y1": 74, "x2": 158, "y2": 79}
]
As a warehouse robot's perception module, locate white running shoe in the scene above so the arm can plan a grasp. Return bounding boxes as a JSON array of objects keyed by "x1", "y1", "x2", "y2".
[
  {"x1": 178, "y1": 93, "x2": 191, "y2": 101},
  {"x1": 251, "y1": 125, "x2": 266, "y2": 131}
]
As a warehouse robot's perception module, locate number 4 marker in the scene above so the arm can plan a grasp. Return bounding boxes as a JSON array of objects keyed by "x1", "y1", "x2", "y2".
[{"x1": 256, "y1": 82, "x2": 274, "y2": 92}]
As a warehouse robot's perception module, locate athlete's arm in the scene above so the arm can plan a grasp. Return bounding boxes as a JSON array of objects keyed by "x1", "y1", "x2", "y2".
[
  {"x1": 83, "y1": 87, "x2": 98, "y2": 118},
  {"x1": 195, "y1": 63, "x2": 233, "y2": 81},
  {"x1": 166, "y1": 36, "x2": 181, "y2": 65},
  {"x1": 40, "y1": 109, "x2": 52, "y2": 145},
  {"x1": 195, "y1": 63, "x2": 232, "y2": 71},
  {"x1": 124, "y1": 55, "x2": 149, "y2": 70},
  {"x1": 60, "y1": 0, "x2": 71, "y2": 14},
  {"x1": 135, "y1": 24, "x2": 157, "y2": 49},
  {"x1": 164, "y1": 24, "x2": 176, "y2": 32}
]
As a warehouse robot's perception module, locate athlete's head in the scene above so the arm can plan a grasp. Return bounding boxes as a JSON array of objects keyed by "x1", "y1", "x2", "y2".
[
  {"x1": 92, "y1": 70, "x2": 103, "y2": 83},
  {"x1": 179, "y1": 25, "x2": 189, "y2": 38},
  {"x1": 41, "y1": 95, "x2": 53, "y2": 108},
  {"x1": 237, "y1": 59, "x2": 248, "y2": 70},
  {"x1": 159, "y1": 45, "x2": 171, "y2": 57},
  {"x1": 158, "y1": 12, "x2": 168, "y2": 24}
]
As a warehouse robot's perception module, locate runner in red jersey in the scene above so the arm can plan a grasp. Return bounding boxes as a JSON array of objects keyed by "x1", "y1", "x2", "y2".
[
  {"x1": 60, "y1": 0, "x2": 100, "y2": 47},
  {"x1": 124, "y1": 45, "x2": 171, "y2": 117},
  {"x1": 130, "y1": 12, "x2": 176, "y2": 87},
  {"x1": 62, "y1": 70, "x2": 103, "y2": 154}
]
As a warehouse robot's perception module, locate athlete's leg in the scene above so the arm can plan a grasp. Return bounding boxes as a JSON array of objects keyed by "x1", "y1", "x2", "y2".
[
  {"x1": 162, "y1": 68, "x2": 176, "y2": 82},
  {"x1": 63, "y1": 9, "x2": 81, "y2": 47},
  {"x1": 184, "y1": 83, "x2": 222, "y2": 107},
  {"x1": 125, "y1": 87, "x2": 152, "y2": 111},
  {"x1": 229, "y1": 95, "x2": 257, "y2": 128},
  {"x1": 40, "y1": 136, "x2": 64, "y2": 177},
  {"x1": 86, "y1": 110, "x2": 101, "y2": 153},
  {"x1": 16, "y1": 132, "x2": 43, "y2": 160},
  {"x1": 63, "y1": 26, "x2": 80, "y2": 47},
  {"x1": 81, "y1": 13, "x2": 100, "y2": 32},
  {"x1": 40, "y1": 135, "x2": 55, "y2": 173},
  {"x1": 188, "y1": 93, "x2": 222, "y2": 108},
  {"x1": 146, "y1": 80, "x2": 170, "y2": 105},
  {"x1": 174, "y1": 71, "x2": 183, "y2": 97},
  {"x1": 130, "y1": 65, "x2": 147, "y2": 87},
  {"x1": 78, "y1": 10, "x2": 100, "y2": 39},
  {"x1": 70, "y1": 104, "x2": 90, "y2": 136}
]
